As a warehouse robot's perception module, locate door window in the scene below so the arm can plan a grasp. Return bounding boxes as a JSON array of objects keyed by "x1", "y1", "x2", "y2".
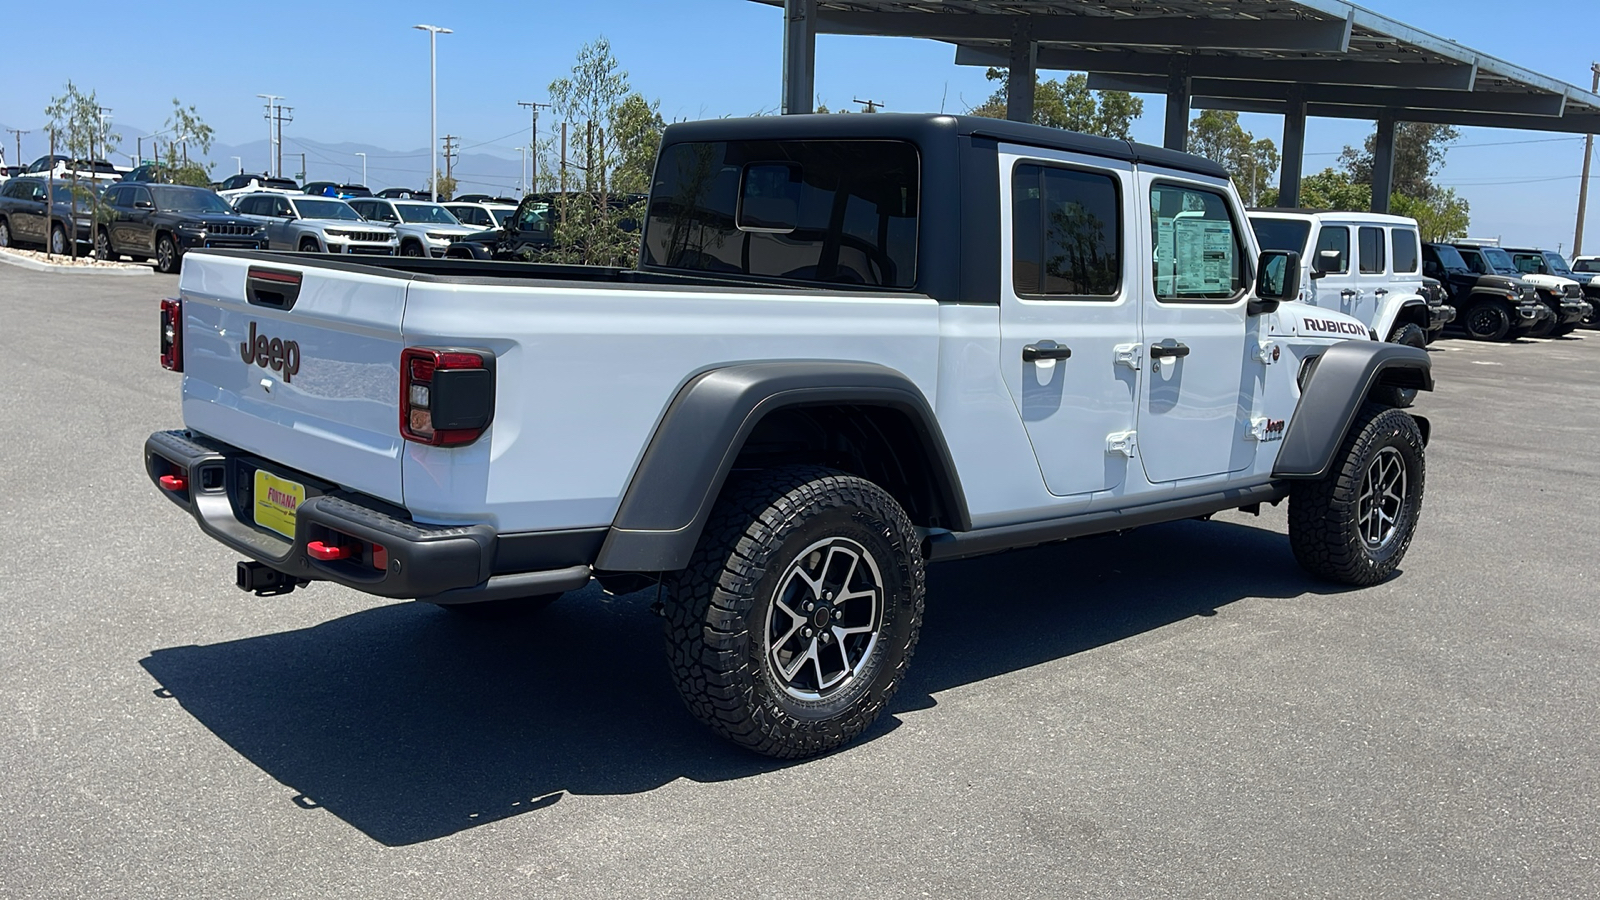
[
  {"x1": 1314, "y1": 226, "x2": 1350, "y2": 274},
  {"x1": 1391, "y1": 228, "x2": 1420, "y2": 274},
  {"x1": 1358, "y1": 226, "x2": 1386, "y2": 274},
  {"x1": 1149, "y1": 183, "x2": 1243, "y2": 302},
  {"x1": 128, "y1": 186, "x2": 152, "y2": 208},
  {"x1": 1011, "y1": 163, "x2": 1121, "y2": 298}
]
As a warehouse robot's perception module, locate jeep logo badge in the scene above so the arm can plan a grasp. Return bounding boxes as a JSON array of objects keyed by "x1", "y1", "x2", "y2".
[{"x1": 239, "y1": 321, "x2": 301, "y2": 383}]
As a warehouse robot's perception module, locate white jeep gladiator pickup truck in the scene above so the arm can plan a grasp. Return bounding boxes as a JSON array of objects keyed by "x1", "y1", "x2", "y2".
[{"x1": 146, "y1": 114, "x2": 1433, "y2": 758}]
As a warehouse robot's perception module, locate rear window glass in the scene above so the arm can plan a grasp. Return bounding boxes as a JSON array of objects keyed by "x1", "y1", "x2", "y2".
[
  {"x1": 1011, "y1": 163, "x2": 1121, "y2": 297},
  {"x1": 1359, "y1": 226, "x2": 1386, "y2": 274},
  {"x1": 643, "y1": 139, "x2": 919, "y2": 289},
  {"x1": 1391, "y1": 228, "x2": 1419, "y2": 274}
]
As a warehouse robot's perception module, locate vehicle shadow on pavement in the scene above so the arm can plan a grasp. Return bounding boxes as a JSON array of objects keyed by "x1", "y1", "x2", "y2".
[{"x1": 140, "y1": 516, "x2": 1353, "y2": 846}]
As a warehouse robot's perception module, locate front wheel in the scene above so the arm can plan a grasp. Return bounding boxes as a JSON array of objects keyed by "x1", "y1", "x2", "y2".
[
  {"x1": 155, "y1": 234, "x2": 181, "y2": 273},
  {"x1": 50, "y1": 223, "x2": 68, "y2": 256},
  {"x1": 0, "y1": 218, "x2": 11, "y2": 248},
  {"x1": 95, "y1": 229, "x2": 119, "y2": 261},
  {"x1": 1376, "y1": 323, "x2": 1427, "y2": 408},
  {"x1": 400, "y1": 241, "x2": 425, "y2": 257},
  {"x1": 663, "y1": 466, "x2": 925, "y2": 759},
  {"x1": 1289, "y1": 404, "x2": 1425, "y2": 586},
  {"x1": 1461, "y1": 301, "x2": 1512, "y2": 341}
]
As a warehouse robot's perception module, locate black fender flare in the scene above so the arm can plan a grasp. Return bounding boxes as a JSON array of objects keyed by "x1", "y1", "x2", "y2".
[
  {"x1": 1273, "y1": 340, "x2": 1434, "y2": 480},
  {"x1": 594, "y1": 361, "x2": 970, "y2": 573}
]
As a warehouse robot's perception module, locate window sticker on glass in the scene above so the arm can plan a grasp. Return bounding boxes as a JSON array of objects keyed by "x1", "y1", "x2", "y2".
[{"x1": 1150, "y1": 185, "x2": 1242, "y2": 301}]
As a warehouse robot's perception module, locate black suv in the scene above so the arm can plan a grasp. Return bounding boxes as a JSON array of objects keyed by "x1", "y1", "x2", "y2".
[
  {"x1": 0, "y1": 176, "x2": 97, "y2": 254},
  {"x1": 97, "y1": 183, "x2": 266, "y2": 273},
  {"x1": 1503, "y1": 246, "x2": 1599, "y2": 327},
  {"x1": 444, "y1": 194, "x2": 555, "y2": 259},
  {"x1": 1453, "y1": 243, "x2": 1587, "y2": 337},
  {"x1": 1422, "y1": 242, "x2": 1549, "y2": 341}
]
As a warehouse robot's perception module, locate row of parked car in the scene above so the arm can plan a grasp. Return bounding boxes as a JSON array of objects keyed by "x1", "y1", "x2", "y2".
[
  {"x1": 0, "y1": 158, "x2": 552, "y2": 273},
  {"x1": 1248, "y1": 209, "x2": 1600, "y2": 349}
]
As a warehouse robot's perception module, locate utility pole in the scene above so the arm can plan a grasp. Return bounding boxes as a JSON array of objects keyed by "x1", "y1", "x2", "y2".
[
  {"x1": 853, "y1": 98, "x2": 884, "y2": 113},
  {"x1": 275, "y1": 106, "x2": 293, "y2": 179},
  {"x1": 1575, "y1": 62, "x2": 1600, "y2": 257},
  {"x1": 442, "y1": 134, "x2": 459, "y2": 193},
  {"x1": 6, "y1": 129, "x2": 27, "y2": 170},
  {"x1": 518, "y1": 100, "x2": 549, "y2": 191},
  {"x1": 298, "y1": 153, "x2": 306, "y2": 183},
  {"x1": 257, "y1": 94, "x2": 282, "y2": 175},
  {"x1": 356, "y1": 151, "x2": 367, "y2": 186}
]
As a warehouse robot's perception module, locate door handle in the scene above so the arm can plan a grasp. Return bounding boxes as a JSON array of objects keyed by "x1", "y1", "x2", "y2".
[
  {"x1": 1340, "y1": 288, "x2": 1358, "y2": 298},
  {"x1": 1149, "y1": 341, "x2": 1191, "y2": 360},
  {"x1": 1374, "y1": 288, "x2": 1389, "y2": 297},
  {"x1": 1023, "y1": 341, "x2": 1072, "y2": 362}
]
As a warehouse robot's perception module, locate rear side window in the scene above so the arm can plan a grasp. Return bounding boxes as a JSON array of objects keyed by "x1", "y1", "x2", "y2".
[
  {"x1": 1359, "y1": 226, "x2": 1386, "y2": 274},
  {"x1": 643, "y1": 139, "x2": 919, "y2": 289},
  {"x1": 1150, "y1": 183, "x2": 1244, "y2": 302},
  {"x1": 1391, "y1": 228, "x2": 1419, "y2": 274},
  {"x1": 1011, "y1": 163, "x2": 1121, "y2": 298}
]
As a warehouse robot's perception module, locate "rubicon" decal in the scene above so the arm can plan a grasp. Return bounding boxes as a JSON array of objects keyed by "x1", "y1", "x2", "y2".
[{"x1": 1301, "y1": 318, "x2": 1369, "y2": 337}]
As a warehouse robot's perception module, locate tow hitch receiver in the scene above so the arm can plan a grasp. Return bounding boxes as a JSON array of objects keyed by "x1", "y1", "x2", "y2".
[{"x1": 237, "y1": 560, "x2": 308, "y2": 596}]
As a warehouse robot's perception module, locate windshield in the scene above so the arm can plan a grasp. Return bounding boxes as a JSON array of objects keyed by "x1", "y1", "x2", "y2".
[
  {"x1": 1249, "y1": 218, "x2": 1310, "y2": 254},
  {"x1": 489, "y1": 207, "x2": 514, "y2": 227},
  {"x1": 152, "y1": 186, "x2": 233, "y2": 213},
  {"x1": 1480, "y1": 247, "x2": 1519, "y2": 274},
  {"x1": 1431, "y1": 244, "x2": 1469, "y2": 270},
  {"x1": 291, "y1": 197, "x2": 362, "y2": 220},
  {"x1": 1541, "y1": 252, "x2": 1574, "y2": 275},
  {"x1": 514, "y1": 202, "x2": 552, "y2": 233},
  {"x1": 397, "y1": 203, "x2": 461, "y2": 225}
]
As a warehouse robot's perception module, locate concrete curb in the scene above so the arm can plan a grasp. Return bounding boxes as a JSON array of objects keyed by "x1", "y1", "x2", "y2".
[{"x1": 0, "y1": 249, "x2": 153, "y2": 276}]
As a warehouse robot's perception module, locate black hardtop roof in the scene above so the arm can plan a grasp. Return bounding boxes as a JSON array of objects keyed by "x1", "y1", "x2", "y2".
[{"x1": 660, "y1": 113, "x2": 1229, "y2": 180}]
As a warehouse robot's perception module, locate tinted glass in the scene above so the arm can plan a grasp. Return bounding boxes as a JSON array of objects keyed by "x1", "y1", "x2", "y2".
[
  {"x1": 151, "y1": 186, "x2": 232, "y2": 213},
  {"x1": 1510, "y1": 253, "x2": 1544, "y2": 275},
  {"x1": 1391, "y1": 228, "x2": 1419, "y2": 274},
  {"x1": 128, "y1": 186, "x2": 152, "y2": 207},
  {"x1": 1358, "y1": 226, "x2": 1385, "y2": 273},
  {"x1": 291, "y1": 198, "x2": 361, "y2": 220},
  {"x1": 1480, "y1": 247, "x2": 1519, "y2": 274},
  {"x1": 1012, "y1": 163, "x2": 1121, "y2": 297},
  {"x1": 397, "y1": 203, "x2": 460, "y2": 224},
  {"x1": 644, "y1": 139, "x2": 919, "y2": 289},
  {"x1": 1429, "y1": 243, "x2": 1467, "y2": 270},
  {"x1": 1250, "y1": 218, "x2": 1311, "y2": 254},
  {"x1": 1574, "y1": 259, "x2": 1598, "y2": 273},
  {"x1": 1542, "y1": 252, "x2": 1574, "y2": 275},
  {"x1": 1150, "y1": 183, "x2": 1243, "y2": 301},
  {"x1": 1315, "y1": 226, "x2": 1350, "y2": 273},
  {"x1": 1456, "y1": 247, "x2": 1487, "y2": 274}
]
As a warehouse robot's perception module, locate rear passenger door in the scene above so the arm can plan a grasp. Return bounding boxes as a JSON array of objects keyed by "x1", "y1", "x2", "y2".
[
  {"x1": 998, "y1": 147, "x2": 1141, "y2": 502},
  {"x1": 123, "y1": 185, "x2": 156, "y2": 255},
  {"x1": 1351, "y1": 224, "x2": 1388, "y2": 327},
  {"x1": 1136, "y1": 174, "x2": 1256, "y2": 484}
]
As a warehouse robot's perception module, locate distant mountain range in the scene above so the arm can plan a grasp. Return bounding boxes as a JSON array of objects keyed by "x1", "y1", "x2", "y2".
[{"x1": 1, "y1": 122, "x2": 530, "y2": 195}]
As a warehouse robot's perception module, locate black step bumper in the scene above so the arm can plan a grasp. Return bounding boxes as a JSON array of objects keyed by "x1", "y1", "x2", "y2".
[{"x1": 144, "y1": 430, "x2": 594, "y2": 602}]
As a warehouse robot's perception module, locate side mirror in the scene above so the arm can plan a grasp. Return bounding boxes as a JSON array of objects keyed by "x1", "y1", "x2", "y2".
[
  {"x1": 1252, "y1": 249, "x2": 1301, "y2": 314},
  {"x1": 134, "y1": 200, "x2": 155, "y2": 210},
  {"x1": 1309, "y1": 248, "x2": 1341, "y2": 279}
]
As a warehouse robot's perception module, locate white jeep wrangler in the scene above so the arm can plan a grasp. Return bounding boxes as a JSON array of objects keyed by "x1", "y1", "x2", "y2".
[{"x1": 145, "y1": 115, "x2": 1433, "y2": 758}]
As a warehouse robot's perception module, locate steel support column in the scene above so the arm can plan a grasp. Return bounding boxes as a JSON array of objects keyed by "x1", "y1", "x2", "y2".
[
  {"x1": 1278, "y1": 84, "x2": 1307, "y2": 208},
  {"x1": 1006, "y1": 23, "x2": 1037, "y2": 124},
  {"x1": 782, "y1": 0, "x2": 816, "y2": 115},
  {"x1": 1370, "y1": 110, "x2": 1397, "y2": 214},
  {"x1": 1164, "y1": 57, "x2": 1192, "y2": 152}
]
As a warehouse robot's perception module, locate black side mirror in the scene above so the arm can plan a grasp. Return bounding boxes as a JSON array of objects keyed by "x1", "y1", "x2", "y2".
[
  {"x1": 1309, "y1": 248, "x2": 1341, "y2": 279},
  {"x1": 1252, "y1": 249, "x2": 1300, "y2": 314},
  {"x1": 134, "y1": 200, "x2": 155, "y2": 210}
]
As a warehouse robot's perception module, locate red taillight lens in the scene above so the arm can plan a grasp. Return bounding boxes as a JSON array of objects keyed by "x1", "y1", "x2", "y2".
[
  {"x1": 159, "y1": 298, "x2": 183, "y2": 371},
  {"x1": 400, "y1": 347, "x2": 494, "y2": 446}
]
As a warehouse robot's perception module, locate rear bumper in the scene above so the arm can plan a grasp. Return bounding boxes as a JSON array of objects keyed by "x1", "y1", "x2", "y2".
[{"x1": 144, "y1": 429, "x2": 597, "y2": 601}]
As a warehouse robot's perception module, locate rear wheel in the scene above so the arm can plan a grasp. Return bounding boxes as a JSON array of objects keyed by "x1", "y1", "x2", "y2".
[
  {"x1": 1462, "y1": 300, "x2": 1512, "y2": 341},
  {"x1": 95, "y1": 229, "x2": 119, "y2": 261},
  {"x1": 0, "y1": 218, "x2": 11, "y2": 248},
  {"x1": 50, "y1": 223, "x2": 68, "y2": 256},
  {"x1": 663, "y1": 465, "x2": 925, "y2": 759},
  {"x1": 1289, "y1": 404, "x2": 1425, "y2": 586},
  {"x1": 1376, "y1": 323, "x2": 1427, "y2": 408},
  {"x1": 154, "y1": 234, "x2": 180, "y2": 273}
]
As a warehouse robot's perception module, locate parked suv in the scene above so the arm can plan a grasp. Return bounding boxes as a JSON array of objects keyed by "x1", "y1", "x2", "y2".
[
  {"x1": 1422, "y1": 242, "x2": 1548, "y2": 341},
  {"x1": 96, "y1": 183, "x2": 267, "y2": 273},
  {"x1": 0, "y1": 176, "x2": 97, "y2": 254},
  {"x1": 1417, "y1": 275, "x2": 1455, "y2": 343},
  {"x1": 231, "y1": 192, "x2": 397, "y2": 255},
  {"x1": 1503, "y1": 246, "x2": 1599, "y2": 327},
  {"x1": 375, "y1": 187, "x2": 423, "y2": 199},
  {"x1": 444, "y1": 194, "x2": 554, "y2": 259},
  {"x1": 442, "y1": 200, "x2": 515, "y2": 231},
  {"x1": 346, "y1": 197, "x2": 480, "y2": 257},
  {"x1": 1452, "y1": 243, "x2": 1587, "y2": 337},
  {"x1": 302, "y1": 182, "x2": 373, "y2": 200}
]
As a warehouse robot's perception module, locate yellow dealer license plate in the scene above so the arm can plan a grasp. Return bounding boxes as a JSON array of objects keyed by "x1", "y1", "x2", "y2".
[{"x1": 253, "y1": 470, "x2": 305, "y2": 539}]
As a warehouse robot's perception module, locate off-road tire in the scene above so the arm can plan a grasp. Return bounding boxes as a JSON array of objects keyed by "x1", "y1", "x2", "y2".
[
  {"x1": 1289, "y1": 404, "x2": 1425, "y2": 586},
  {"x1": 663, "y1": 465, "x2": 925, "y2": 759},
  {"x1": 1375, "y1": 323, "x2": 1427, "y2": 408},
  {"x1": 438, "y1": 593, "x2": 562, "y2": 619},
  {"x1": 1461, "y1": 300, "x2": 1511, "y2": 341},
  {"x1": 155, "y1": 234, "x2": 180, "y2": 274},
  {"x1": 1583, "y1": 302, "x2": 1600, "y2": 328},
  {"x1": 0, "y1": 218, "x2": 11, "y2": 247}
]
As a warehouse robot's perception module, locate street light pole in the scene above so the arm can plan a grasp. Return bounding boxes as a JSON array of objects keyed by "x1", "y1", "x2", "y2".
[
  {"x1": 515, "y1": 147, "x2": 526, "y2": 195},
  {"x1": 356, "y1": 151, "x2": 367, "y2": 186},
  {"x1": 1575, "y1": 62, "x2": 1600, "y2": 257},
  {"x1": 414, "y1": 24, "x2": 452, "y2": 202},
  {"x1": 231, "y1": 156, "x2": 242, "y2": 174},
  {"x1": 517, "y1": 100, "x2": 548, "y2": 192}
]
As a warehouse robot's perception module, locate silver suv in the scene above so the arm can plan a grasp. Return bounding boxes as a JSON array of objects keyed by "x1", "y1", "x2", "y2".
[
  {"x1": 347, "y1": 198, "x2": 480, "y2": 257},
  {"x1": 232, "y1": 193, "x2": 398, "y2": 256}
]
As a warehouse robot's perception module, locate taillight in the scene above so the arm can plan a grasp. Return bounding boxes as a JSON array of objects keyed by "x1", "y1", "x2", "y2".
[
  {"x1": 159, "y1": 298, "x2": 183, "y2": 371},
  {"x1": 399, "y1": 347, "x2": 495, "y2": 446}
]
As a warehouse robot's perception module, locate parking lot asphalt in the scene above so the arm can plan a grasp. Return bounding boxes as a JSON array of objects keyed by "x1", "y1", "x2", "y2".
[{"x1": 2, "y1": 265, "x2": 1596, "y2": 899}]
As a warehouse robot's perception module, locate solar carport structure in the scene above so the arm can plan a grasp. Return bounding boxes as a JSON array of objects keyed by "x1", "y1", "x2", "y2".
[{"x1": 753, "y1": 0, "x2": 1600, "y2": 214}]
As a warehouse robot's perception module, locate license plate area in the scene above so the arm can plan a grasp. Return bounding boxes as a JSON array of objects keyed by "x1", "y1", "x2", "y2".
[{"x1": 253, "y1": 470, "x2": 305, "y2": 539}]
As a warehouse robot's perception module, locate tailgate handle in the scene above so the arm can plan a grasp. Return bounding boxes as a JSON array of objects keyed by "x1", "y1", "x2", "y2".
[{"x1": 247, "y1": 267, "x2": 303, "y2": 310}]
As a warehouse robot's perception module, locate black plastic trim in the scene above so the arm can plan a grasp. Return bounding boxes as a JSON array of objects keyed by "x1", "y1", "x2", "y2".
[
  {"x1": 925, "y1": 484, "x2": 1287, "y2": 562},
  {"x1": 594, "y1": 362, "x2": 970, "y2": 572},
  {"x1": 1272, "y1": 341, "x2": 1434, "y2": 480}
]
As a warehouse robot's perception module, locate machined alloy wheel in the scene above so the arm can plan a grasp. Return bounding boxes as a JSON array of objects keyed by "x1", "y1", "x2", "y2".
[
  {"x1": 1356, "y1": 447, "x2": 1408, "y2": 551},
  {"x1": 50, "y1": 224, "x2": 67, "y2": 256},
  {"x1": 664, "y1": 465, "x2": 925, "y2": 759},
  {"x1": 1463, "y1": 301, "x2": 1511, "y2": 341},
  {"x1": 95, "y1": 229, "x2": 114, "y2": 261},
  {"x1": 155, "y1": 235, "x2": 179, "y2": 274},
  {"x1": 0, "y1": 218, "x2": 11, "y2": 247}
]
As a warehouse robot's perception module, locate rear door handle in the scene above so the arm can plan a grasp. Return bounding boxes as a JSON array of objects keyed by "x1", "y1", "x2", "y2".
[
  {"x1": 1150, "y1": 341, "x2": 1191, "y2": 360},
  {"x1": 1340, "y1": 288, "x2": 1358, "y2": 298},
  {"x1": 1023, "y1": 340, "x2": 1072, "y2": 362},
  {"x1": 1374, "y1": 288, "x2": 1389, "y2": 297}
]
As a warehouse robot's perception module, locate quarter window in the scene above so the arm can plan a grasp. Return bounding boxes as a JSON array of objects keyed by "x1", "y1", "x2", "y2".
[
  {"x1": 1359, "y1": 226, "x2": 1386, "y2": 274},
  {"x1": 1391, "y1": 228, "x2": 1419, "y2": 274},
  {"x1": 1149, "y1": 183, "x2": 1244, "y2": 302},
  {"x1": 1011, "y1": 163, "x2": 1121, "y2": 298}
]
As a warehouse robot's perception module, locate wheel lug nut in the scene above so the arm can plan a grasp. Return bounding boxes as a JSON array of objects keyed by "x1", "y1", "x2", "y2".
[
  {"x1": 824, "y1": 591, "x2": 833, "y2": 600},
  {"x1": 832, "y1": 609, "x2": 841, "y2": 619},
  {"x1": 820, "y1": 632, "x2": 831, "y2": 643},
  {"x1": 803, "y1": 602, "x2": 814, "y2": 612},
  {"x1": 803, "y1": 627, "x2": 814, "y2": 638}
]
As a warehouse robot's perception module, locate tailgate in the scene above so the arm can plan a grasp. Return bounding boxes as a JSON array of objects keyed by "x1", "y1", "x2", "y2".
[{"x1": 177, "y1": 253, "x2": 409, "y2": 505}]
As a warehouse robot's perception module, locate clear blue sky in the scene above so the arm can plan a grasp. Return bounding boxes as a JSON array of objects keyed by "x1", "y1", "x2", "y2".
[{"x1": 2, "y1": 0, "x2": 1596, "y2": 251}]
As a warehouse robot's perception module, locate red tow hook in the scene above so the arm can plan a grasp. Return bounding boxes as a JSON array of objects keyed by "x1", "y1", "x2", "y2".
[
  {"x1": 159, "y1": 474, "x2": 188, "y2": 492},
  {"x1": 306, "y1": 540, "x2": 353, "y2": 561}
]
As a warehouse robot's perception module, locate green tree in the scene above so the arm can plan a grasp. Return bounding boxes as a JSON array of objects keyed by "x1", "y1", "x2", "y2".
[
  {"x1": 969, "y1": 69, "x2": 1143, "y2": 139},
  {"x1": 1261, "y1": 167, "x2": 1370, "y2": 211},
  {"x1": 1391, "y1": 189, "x2": 1471, "y2": 242},
  {"x1": 1339, "y1": 122, "x2": 1459, "y2": 200},
  {"x1": 160, "y1": 98, "x2": 216, "y2": 187},
  {"x1": 1187, "y1": 110, "x2": 1280, "y2": 205},
  {"x1": 44, "y1": 81, "x2": 117, "y2": 258},
  {"x1": 611, "y1": 93, "x2": 666, "y2": 195},
  {"x1": 427, "y1": 173, "x2": 458, "y2": 201}
]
